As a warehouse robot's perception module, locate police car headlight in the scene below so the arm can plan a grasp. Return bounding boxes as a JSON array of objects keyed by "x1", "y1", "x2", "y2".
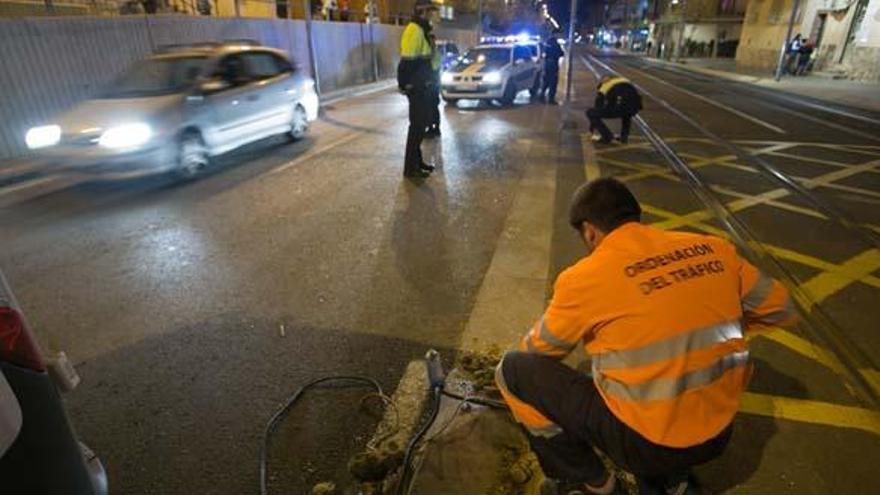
[
  {"x1": 441, "y1": 72, "x2": 454, "y2": 84},
  {"x1": 483, "y1": 72, "x2": 502, "y2": 84}
]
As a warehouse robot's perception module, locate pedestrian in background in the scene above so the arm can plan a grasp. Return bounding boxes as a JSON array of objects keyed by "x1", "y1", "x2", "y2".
[
  {"x1": 784, "y1": 33, "x2": 802, "y2": 75},
  {"x1": 397, "y1": 1, "x2": 439, "y2": 178},
  {"x1": 540, "y1": 37, "x2": 564, "y2": 105},
  {"x1": 586, "y1": 75, "x2": 642, "y2": 144},
  {"x1": 796, "y1": 38, "x2": 814, "y2": 76}
]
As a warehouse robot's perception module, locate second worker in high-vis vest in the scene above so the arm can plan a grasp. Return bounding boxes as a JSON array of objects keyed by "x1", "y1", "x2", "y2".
[
  {"x1": 496, "y1": 178, "x2": 797, "y2": 495},
  {"x1": 586, "y1": 75, "x2": 642, "y2": 145}
]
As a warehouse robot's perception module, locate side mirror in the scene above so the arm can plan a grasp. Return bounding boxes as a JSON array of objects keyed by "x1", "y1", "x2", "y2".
[
  {"x1": 199, "y1": 79, "x2": 230, "y2": 94},
  {"x1": 515, "y1": 58, "x2": 525, "y2": 65}
]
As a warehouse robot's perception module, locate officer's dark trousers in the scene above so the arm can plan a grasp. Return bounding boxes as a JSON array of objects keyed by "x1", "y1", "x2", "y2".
[
  {"x1": 587, "y1": 108, "x2": 634, "y2": 143},
  {"x1": 542, "y1": 68, "x2": 559, "y2": 101},
  {"x1": 429, "y1": 84, "x2": 441, "y2": 130},
  {"x1": 405, "y1": 88, "x2": 431, "y2": 175},
  {"x1": 499, "y1": 351, "x2": 732, "y2": 485}
]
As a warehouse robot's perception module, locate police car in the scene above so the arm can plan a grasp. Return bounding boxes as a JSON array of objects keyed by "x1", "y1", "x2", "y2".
[{"x1": 440, "y1": 37, "x2": 542, "y2": 106}]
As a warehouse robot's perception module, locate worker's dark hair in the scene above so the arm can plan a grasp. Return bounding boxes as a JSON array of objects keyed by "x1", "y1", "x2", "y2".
[{"x1": 569, "y1": 178, "x2": 641, "y2": 233}]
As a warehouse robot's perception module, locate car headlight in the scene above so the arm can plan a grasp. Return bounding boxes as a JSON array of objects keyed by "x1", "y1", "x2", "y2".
[
  {"x1": 483, "y1": 72, "x2": 502, "y2": 84},
  {"x1": 25, "y1": 125, "x2": 61, "y2": 149},
  {"x1": 98, "y1": 123, "x2": 153, "y2": 149},
  {"x1": 441, "y1": 72, "x2": 454, "y2": 84}
]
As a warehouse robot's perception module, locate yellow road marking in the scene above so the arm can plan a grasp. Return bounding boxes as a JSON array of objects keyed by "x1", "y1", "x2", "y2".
[
  {"x1": 751, "y1": 328, "x2": 845, "y2": 375},
  {"x1": 641, "y1": 203, "x2": 880, "y2": 292},
  {"x1": 740, "y1": 392, "x2": 880, "y2": 436},
  {"x1": 799, "y1": 249, "x2": 880, "y2": 307}
]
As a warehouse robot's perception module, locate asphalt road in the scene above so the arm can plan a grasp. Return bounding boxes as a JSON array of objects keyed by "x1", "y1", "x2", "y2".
[
  {"x1": 0, "y1": 86, "x2": 565, "y2": 493},
  {"x1": 2, "y1": 49, "x2": 879, "y2": 494}
]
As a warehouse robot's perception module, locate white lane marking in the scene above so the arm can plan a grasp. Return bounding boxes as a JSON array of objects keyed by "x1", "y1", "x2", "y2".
[
  {"x1": 0, "y1": 174, "x2": 81, "y2": 206},
  {"x1": 620, "y1": 63, "x2": 787, "y2": 135},
  {"x1": 760, "y1": 91, "x2": 880, "y2": 127},
  {"x1": 267, "y1": 132, "x2": 365, "y2": 176}
]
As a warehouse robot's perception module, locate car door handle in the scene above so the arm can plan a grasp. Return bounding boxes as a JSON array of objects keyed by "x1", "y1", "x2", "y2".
[{"x1": 246, "y1": 94, "x2": 260, "y2": 102}]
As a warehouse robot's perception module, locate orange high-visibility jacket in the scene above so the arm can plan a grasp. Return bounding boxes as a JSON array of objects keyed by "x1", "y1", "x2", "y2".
[{"x1": 518, "y1": 222, "x2": 796, "y2": 447}]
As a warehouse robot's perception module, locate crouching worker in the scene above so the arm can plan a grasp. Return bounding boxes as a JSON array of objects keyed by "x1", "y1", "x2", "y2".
[
  {"x1": 586, "y1": 75, "x2": 642, "y2": 144},
  {"x1": 496, "y1": 178, "x2": 797, "y2": 495}
]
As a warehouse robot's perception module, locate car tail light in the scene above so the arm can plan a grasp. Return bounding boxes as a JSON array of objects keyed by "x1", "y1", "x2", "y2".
[{"x1": 1, "y1": 273, "x2": 46, "y2": 372}]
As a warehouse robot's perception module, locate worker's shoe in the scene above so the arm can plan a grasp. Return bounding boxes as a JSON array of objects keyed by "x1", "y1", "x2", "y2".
[
  {"x1": 590, "y1": 134, "x2": 613, "y2": 145},
  {"x1": 540, "y1": 473, "x2": 621, "y2": 495}
]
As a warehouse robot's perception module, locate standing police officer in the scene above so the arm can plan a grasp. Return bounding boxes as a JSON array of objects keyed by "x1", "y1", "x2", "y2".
[
  {"x1": 398, "y1": 2, "x2": 439, "y2": 178},
  {"x1": 540, "y1": 37, "x2": 564, "y2": 105}
]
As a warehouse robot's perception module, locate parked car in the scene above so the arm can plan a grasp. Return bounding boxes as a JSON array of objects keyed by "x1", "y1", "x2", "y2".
[
  {"x1": 0, "y1": 270, "x2": 107, "y2": 494},
  {"x1": 24, "y1": 41, "x2": 320, "y2": 180},
  {"x1": 440, "y1": 41, "x2": 542, "y2": 106}
]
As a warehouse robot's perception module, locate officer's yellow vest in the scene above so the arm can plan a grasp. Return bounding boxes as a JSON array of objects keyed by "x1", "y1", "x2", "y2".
[
  {"x1": 401, "y1": 22, "x2": 431, "y2": 59},
  {"x1": 598, "y1": 76, "x2": 630, "y2": 95}
]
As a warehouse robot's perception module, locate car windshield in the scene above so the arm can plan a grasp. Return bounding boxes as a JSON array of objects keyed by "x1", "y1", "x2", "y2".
[
  {"x1": 103, "y1": 56, "x2": 207, "y2": 98},
  {"x1": 458, "y1": 48, "x2": 510, "y2": 66}
]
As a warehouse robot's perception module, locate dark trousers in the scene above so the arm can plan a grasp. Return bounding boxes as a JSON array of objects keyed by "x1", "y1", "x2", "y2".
[
  {"x1": 542, "y1": 68, "x2": 559, "y2": 101},
  {"x1": 500, "y1": 351, "x2": 732, "y2": 483},
  {"x1": 429, "y1": 84, "x2": 440, "y2": 130},
  {"x1": 405, "y1": 88, "x2": 431, "y2": 174},
  {"x1": 587, "y1": 107, "x2": 634, "y2": 143}
]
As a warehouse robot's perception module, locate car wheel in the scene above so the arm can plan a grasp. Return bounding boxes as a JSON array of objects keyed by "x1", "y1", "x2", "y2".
[
  {"x1": 289, "y1": 105, "x2": 309, "y2": 141},
  {"x1": 175, "y1": 131, "x2": 209, "y2": 180},
  {"x1": 442, "y1": 97, "x2": 459, "y2": 106}
]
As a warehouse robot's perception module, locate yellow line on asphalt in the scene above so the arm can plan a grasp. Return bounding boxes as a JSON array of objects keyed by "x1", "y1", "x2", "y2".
[
  {"x1": 752, "y1": 328, "x2": 844, "y2": 375},
  {"x1": 581, "y1": 136, "x2": 601, "y2": 180},
  {"x1": 639, "y1": 204, "x2": 727, "y2": 237},
  {"x1": 641, "y1": 203, "x2": 880, "y2": 292},
  {"x1": 740, "y1": 392, "x2": 880, "y2": 436},
  {"x1": 799, "y1": 249, "x2": 880, "y2": 307}
]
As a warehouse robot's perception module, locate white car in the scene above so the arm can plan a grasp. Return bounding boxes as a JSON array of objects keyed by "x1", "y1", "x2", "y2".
[
  {"x1": 440, "y1": 42, "x2": 543, "y2": 106},
  {"x1": 24, "y1": 41, "x2": 319, "y2": 180}
]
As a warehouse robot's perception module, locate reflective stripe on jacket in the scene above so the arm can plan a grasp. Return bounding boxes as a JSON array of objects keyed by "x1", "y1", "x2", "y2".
[{"x1": 510, "y1": 222, "x2": 796, "y2": 447}]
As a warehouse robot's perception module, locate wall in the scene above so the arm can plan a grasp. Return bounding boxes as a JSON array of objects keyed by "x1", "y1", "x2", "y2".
[
  {"x1": 736, "y1": 0, "x2": 797, "y2": 69},
  {"x1": 0, "y1": 15, "x2": 476, "y2": 161},
  {"x1": 736, "y1": 0, "x2": 880, "y2": 79}
]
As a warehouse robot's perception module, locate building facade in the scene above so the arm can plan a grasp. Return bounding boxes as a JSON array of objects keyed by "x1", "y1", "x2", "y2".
[
  {"x1": 736, "y1": 0, "x2": 880, "y2": 80},
  {"x1": 648, "y1": 0, "x2": 748, "y2": 58}
]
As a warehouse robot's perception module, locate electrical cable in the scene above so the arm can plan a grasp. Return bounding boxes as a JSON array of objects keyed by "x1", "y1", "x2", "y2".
[
  {"x1": 395, "y1": 386, "x2": 442, "y2": 495},
  {"x1": 259, "y1": 375, "x2": 387, "y2": 495},
  {"x1": 441, "y1": 390, "x2": 507, "y2": 410}
]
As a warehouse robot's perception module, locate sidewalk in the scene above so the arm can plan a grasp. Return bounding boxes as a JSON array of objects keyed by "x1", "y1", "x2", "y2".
[{"x1": 646, "y1": 56, "x2": 880, "y2": 113}]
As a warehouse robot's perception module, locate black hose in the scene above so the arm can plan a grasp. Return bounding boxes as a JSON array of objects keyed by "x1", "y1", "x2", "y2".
[
  {"x1": 396, "y1": 386, "x2": 442, "y2": 495},
  {"x1": 441, "y1": 390, "x2": 507, "y2": 410},
  {"x1": 259, "y1": 375, "x2": 385, "y2": 495}
]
